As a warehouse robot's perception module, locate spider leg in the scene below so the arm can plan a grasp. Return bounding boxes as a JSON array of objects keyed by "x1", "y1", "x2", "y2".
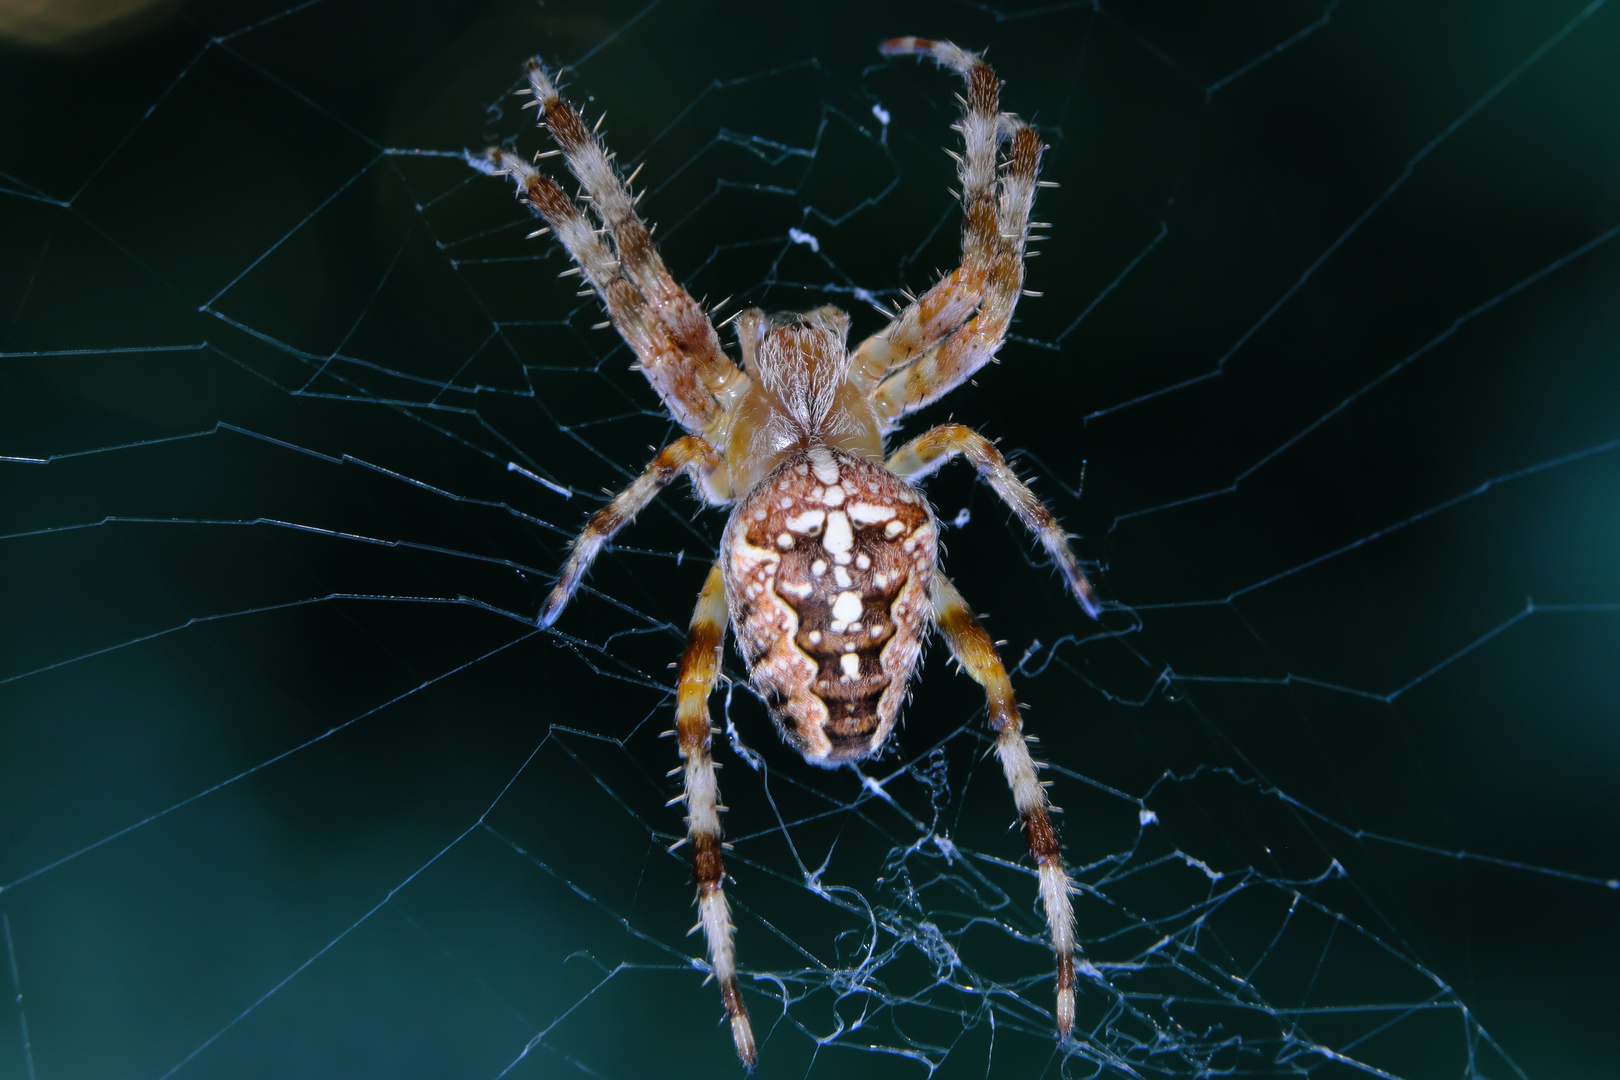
[
  {"x1": 872, "y1": 116, "x2": 1042, "y2": 422},
  {"x1": 851, "y1": 39, "x2": 1000, "y2": 385},
  {"x1": 538, "y1": 435, "x2": 721, "y2": 627},
  {"x1": 930, "y1": 573, "x2": 1079, "y2": 1039},
  {"x1": 890, "y1": 424, "x2": 1100, "y2": 617},
  {"x1": 520, "y1": 62, "x2": 726, "y2": 357},
  {"x1": 476, "y1": 59, "x2": 742, "y2": 437},
  {"x1": 853, "y1": 39, "x2": 1043, "y2": 421},
  {"x1": 479, "y1": 148, "x2": 728, "y2": 434},
  {"x1": 676, "y1": 562, "x2": 756, "y2": 1066}
]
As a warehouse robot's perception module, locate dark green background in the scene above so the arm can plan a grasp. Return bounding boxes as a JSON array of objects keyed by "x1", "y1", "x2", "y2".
[{"x1": 2, "y1": 0, "x2": 1617, "y2": 1076}]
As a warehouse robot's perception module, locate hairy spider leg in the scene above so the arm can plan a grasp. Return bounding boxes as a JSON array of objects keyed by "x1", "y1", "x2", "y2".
[
  {"x1": 931, "y1": 574, "x2": 1079, "y2": 1038},
  {"x1": 851, "y1": 40, "x2": 1006, "y2": 387},
  {"x1": 538, "y1": 435, "x2": 721, "y2": 627},
  {"x1": 675, "y1": 563, "x2": 756, "y2": 1066},
  {"x1": 519, "y1": 62, "x2": 739, "y2": 399},
  {"x1": 874, "y1": 118, "x2": 1044, "y2": 421},
  {"x1": 888, "y1": 424, "x2": 1100, "y2": 617},
  {"x1": 478, "y1": 148, "x2": 729, "y2": 434}
]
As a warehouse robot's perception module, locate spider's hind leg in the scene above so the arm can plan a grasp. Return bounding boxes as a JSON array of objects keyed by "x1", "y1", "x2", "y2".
[
  {"x1": 675, "y1": 563, "x2": 756, "y2": 1066},
  {"x1": 930, "y1": 574, "x2": 1079, "y2": 1038}
]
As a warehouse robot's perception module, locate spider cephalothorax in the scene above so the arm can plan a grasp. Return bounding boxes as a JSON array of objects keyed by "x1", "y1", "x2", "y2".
[{"x1": 474, "y1": 36, "x2": 1100, "y2": 1067}]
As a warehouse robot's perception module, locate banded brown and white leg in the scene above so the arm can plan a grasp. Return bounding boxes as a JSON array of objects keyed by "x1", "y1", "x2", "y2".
[
  {"x1": 873, "y1": 119, "x2": 1044, "y2": 421},
  {"x1": 891, "y1": 424, "x2": 1100, "y2": 617},
  {"x1": 476, "y1": 146, "x2": 733, "y2": 435},
  {"x1": 855, "y1": 41, "x2": 1043, "y2": 404},
  {"x1": 539, "y1": 435, "x2": 721, "y2": 627},
  {"x1": 851, "y1": 38, "x2": 1009, "y2": 386},
  {"x1": 931, "y1": 574, "x2": 1079, "y2": 1037},
  {"x1": 675, "y1": 562, "x2": 756, "y2": 1066},
  {"x1": 516, "y1": 60, "x2": 732, "y2": 383}
]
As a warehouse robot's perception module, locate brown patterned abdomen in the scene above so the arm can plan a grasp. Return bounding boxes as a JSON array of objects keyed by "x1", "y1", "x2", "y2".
[{"x1": 722, "y1": 447, "x2": 936, "y2": 765}]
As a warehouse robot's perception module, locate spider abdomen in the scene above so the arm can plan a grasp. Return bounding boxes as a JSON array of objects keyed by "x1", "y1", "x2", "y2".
[{"x1": 722, "y1": 446, "x2": 937, "y2": 765}]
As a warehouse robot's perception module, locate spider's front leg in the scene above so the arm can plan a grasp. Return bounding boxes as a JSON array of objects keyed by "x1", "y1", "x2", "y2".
[
  {"x1": 890, "y1": 424, "x2": 1100, "y2": 617},
  {"x1": 853, "y1": 39, "x2": 1046, "y2": 422},
  {"x1": 871, "y1": 116, "x2": 1042, "y2": 422},
  {"x1": 930, "y1": 574, "x2": 1079, "y2": 1037},
  {"x1": 852, "y1": 39, "x2": 1005, "y2": 384},
  {"x1": 474, "y1": 57, "x2": 743, "y2": 437},
  {"x1": 539, "y1": 435, "x2": 721, "y2": 627},
  {"x1": 675, "y1": 563, "x2": 756, "y2": 1066}
]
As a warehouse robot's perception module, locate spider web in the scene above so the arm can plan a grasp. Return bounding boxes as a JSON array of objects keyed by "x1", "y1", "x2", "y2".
[{"x1": 2, "y1": 0, "x2": 1618, "y2": 1076}]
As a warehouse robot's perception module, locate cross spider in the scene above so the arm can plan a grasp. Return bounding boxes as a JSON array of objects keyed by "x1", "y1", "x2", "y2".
[{"x1": 474, "y1": 36, "x2": 1101, "y2": 1067}]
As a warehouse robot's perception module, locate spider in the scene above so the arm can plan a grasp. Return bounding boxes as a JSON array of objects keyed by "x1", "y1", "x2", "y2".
[{"x1": 473, "y1": 36, "x2": 1101, "y2": 1067}]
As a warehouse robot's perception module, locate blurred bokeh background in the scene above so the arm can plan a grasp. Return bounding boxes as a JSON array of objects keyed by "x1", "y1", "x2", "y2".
[{"x1": 2, "y1": 0, "x2": 1617, "y2": 1076}]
